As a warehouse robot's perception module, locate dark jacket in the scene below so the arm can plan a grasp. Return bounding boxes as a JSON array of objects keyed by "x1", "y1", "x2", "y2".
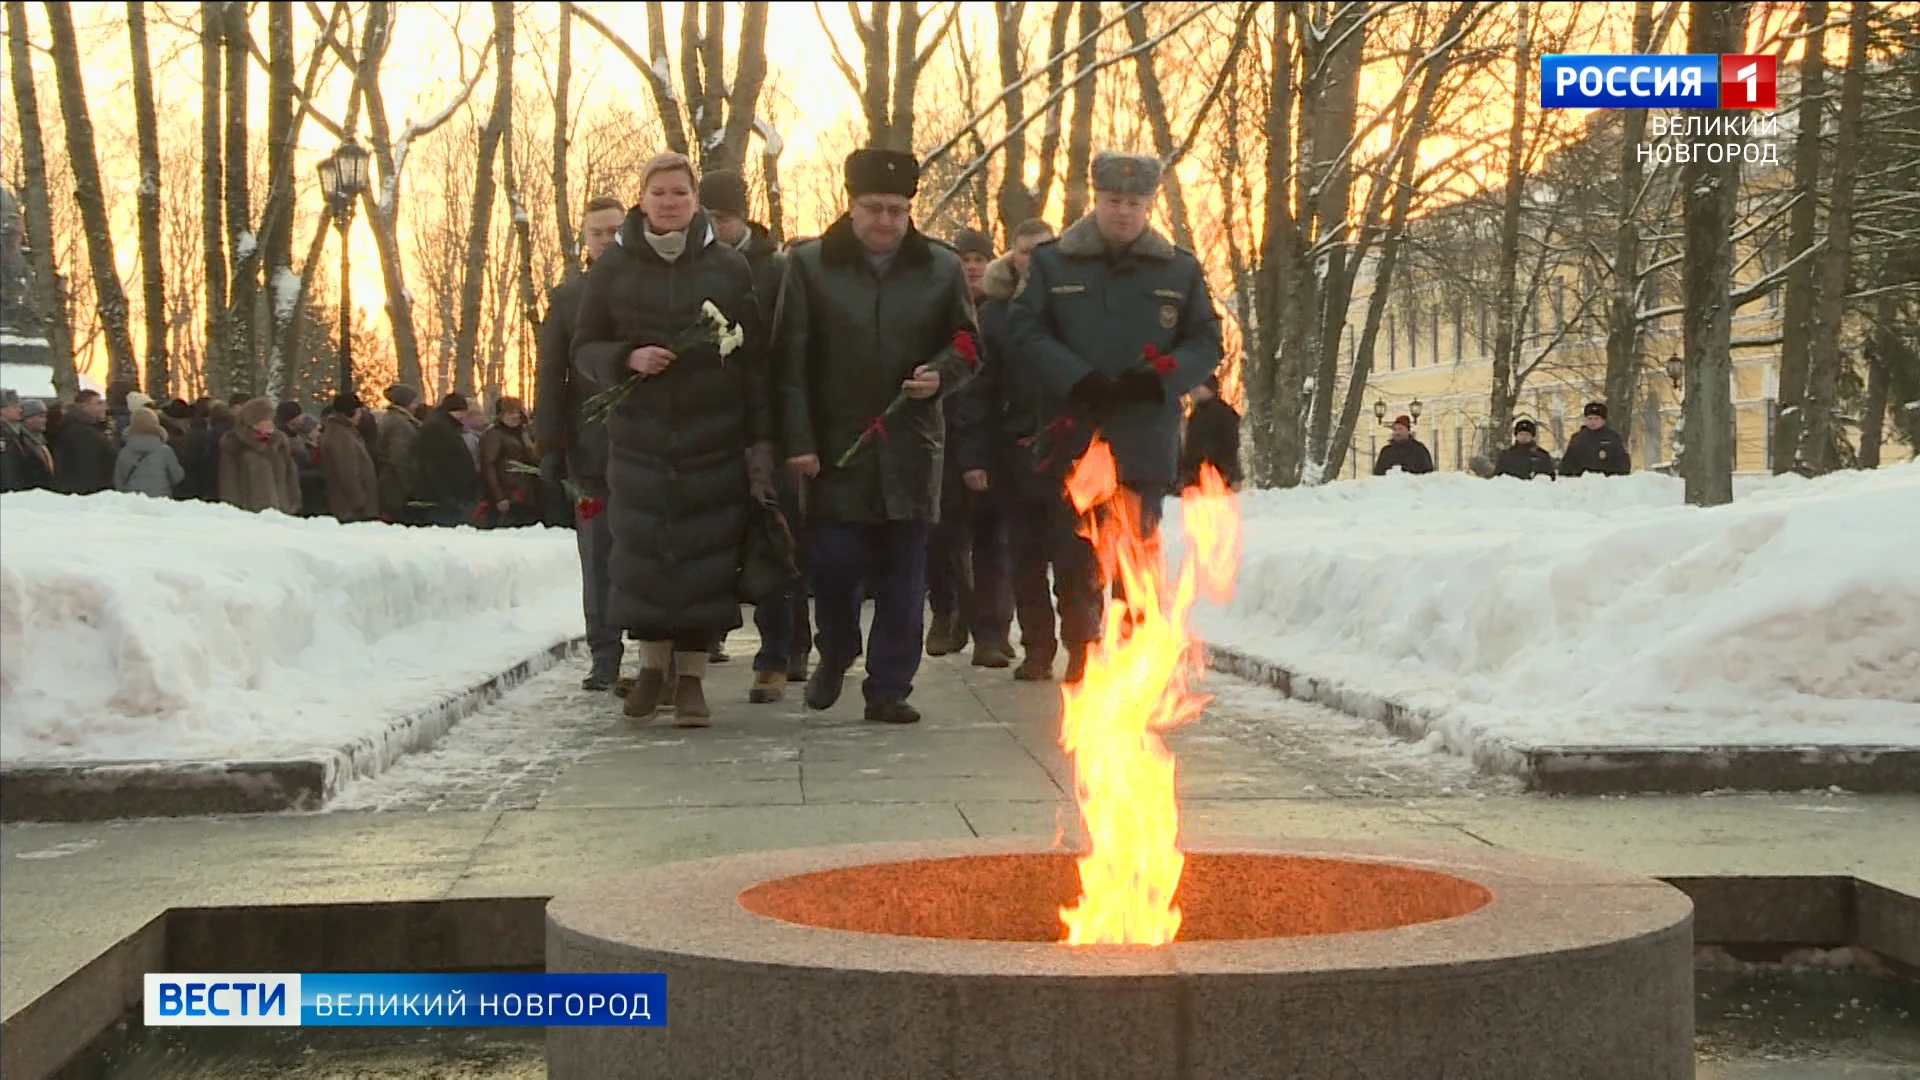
[
  {"x1": 780, "y1": 215, "x2": 977, "y2": 524},
  {"x1": 571, "y1": 207, "x2": 769, "y2": 636},
  {"x1": 1006, "y1": 216, "x2": 1224, "y2": 492},
  {"x1": 973, "y1": 256, "x2": 1056, "y2": 502},
  {"x1": 1373, "y1": 437, "x2": 1434, "y2": 476},
  {"x1": 320, "y1": 413, "x2": 380, "y2": 521},
  {"x1": 533, "y1": 273, "x2": 611, "y2": 488},
  {"x1": 413, "y1": 405, "x2": 481, "y2": 512},
  {"x1": 479, "y1": 421, "x2": 538, "y2": 508},
  {"x1": 2, "y1": 420, "x2": 55, "y2": 492},
  {"x1": 1559, "y1": 424, "x2": 1630, "y2": 477},
  {"x1": 1180, "y1": 397, "x2": 1242, "y2": 489},
  {"x1": 178, "y1": 421, "x2": 220, "y2": 500},
  {"x1": 51, "y1": 412, "x2": 117, "y2": 495},
  {"x1": 375, "y1": 407, "x2": 422, "y2": 516},
  {"x1": 1494, "y1": 442, "x2": 1557, "y2": 481}
]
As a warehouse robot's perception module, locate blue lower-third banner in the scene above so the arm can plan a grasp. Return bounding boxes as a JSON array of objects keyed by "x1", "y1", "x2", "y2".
[{"x1": 143, "y1": 973, "x2": 666, "y2": 1027}]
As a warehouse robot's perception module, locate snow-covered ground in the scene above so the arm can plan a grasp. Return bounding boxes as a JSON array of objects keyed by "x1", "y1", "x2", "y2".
[
  {"x1": 1170, "y1": 463, "x2": 1920, "y2": 769},
  {"x1": 0, "y1": 492, "x2": 580, "y2": 763}
]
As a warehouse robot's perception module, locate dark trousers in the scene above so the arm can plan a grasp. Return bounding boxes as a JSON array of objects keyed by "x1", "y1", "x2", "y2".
[
  {"x1": 810, "y1": 519, "x2": 931, "y2": 705},
  {"x1": 926, "y1": 482, "x2": 1013, "y2": 645},
  {"x1": 576, "y1": 497, "x2": 622, "y2": 668},
  {"x1": 753, "y1": 480, "x2": 812, "y2": 673},
  {"x1": 1004, "y1": 494, "x2": 1102, "y2": 662}
]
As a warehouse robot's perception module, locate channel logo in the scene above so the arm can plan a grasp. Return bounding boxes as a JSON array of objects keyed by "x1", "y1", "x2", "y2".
[{"x1": 1541, "y1": 54, "x2": 1776, "y2": 109}]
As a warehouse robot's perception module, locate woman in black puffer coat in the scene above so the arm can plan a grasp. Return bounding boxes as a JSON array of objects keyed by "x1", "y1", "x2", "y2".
[{"x1": 572, "y1": 152, "x2": 774, "y2": 726}]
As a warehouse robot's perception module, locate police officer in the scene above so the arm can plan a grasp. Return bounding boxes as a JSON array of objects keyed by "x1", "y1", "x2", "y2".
[{"x1": 1006, "y1": 151, "x2": 1224, "y2": 683}]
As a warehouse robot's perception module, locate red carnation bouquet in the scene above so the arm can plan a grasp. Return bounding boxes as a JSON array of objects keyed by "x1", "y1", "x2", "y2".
[{"x1": 835, "y1": 330, "x2": 981, "y2": 469}]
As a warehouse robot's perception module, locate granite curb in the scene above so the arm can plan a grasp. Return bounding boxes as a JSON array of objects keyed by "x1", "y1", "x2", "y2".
[
  {"x1": 0, "y1": 637, "x2": 583, "y2": 822},
  {"x1": 1203, "y1": 643, "x2": 1920, "y2": 795}
]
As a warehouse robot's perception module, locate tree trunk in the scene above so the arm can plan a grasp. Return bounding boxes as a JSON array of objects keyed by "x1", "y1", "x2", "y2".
[
  {"x1": 1485, "y1": 3, "x2": 1532, "y2": 453},
  {"x1": 889, "y1": 0, "x2": 924, "y2": 152},
  {"x1": 758, "y1": 121, "x2": 786, "y2": 243},
  {"x1": 44, "y1": 1, "x2": 138, "y2": 393},
  {"x1": 1796, "y1": 0, "x2": 1869, "y2": 475},
  {"x1": 1031, "y1": 0, "x2": 1075, "y2": 219},
  {"x1": 553, "y1": 3, "x2": 576, "y2": 273},
  {"x1": 684, "y1": 2, "x2": 723, "y2": 164},
  {"x1": 1601, "y1": 0, "x2": 1657, "y2": 450},
  {"x1": 1857, "y1": 345, "x2": 1886, "y2": 468},
  {"x1": 3, "y1": 0, "x2": 76, "y2": 397},
  {"x1": 354, "y1": 0, "x2": 435, "y2": 389},
  {"x1": 201, "y1": 2, "x2": 229, "y2": 399},
  {"x1": 992, "y1": 1, "x2": 1029, "y2": 237},
  {"x1": 261, "y1": 0, "x2": 295, "y2": 398},
  {"x1": 716, "y1": 3, "x2": 770, "y2": 173},
  {"x1": 1680, "y1": 0, "x2": 1745, "y2": 507},
  {"x1": 127, "y1": 1, "x2": 169, "y2": 398},
  {"x1": 1123, "y1": 4, "x2": 1192, "y2": 249},
  {"x1": 224, "y1": 0, "x2": 257, "y2": 396},
  {"x1": 1771, "y1": 0, "x2": 1824, "y2": 473},
  {"x1": 453, "y1": 1, "x2": 515, "y2": 397},
  {"x1": 1301, "y1": 2, "x2": 1365, "y2": 474},
  {"x1": 1247, "y1": 4, "x2": 1295, "y2": 485},
  {"x1": 633, "y1": 1, "x2": 690, "y2": 155},
  {"x1": 863, "y1": 2, "x2": 893, "y2": 147},
  {"x1": 1061, "y1": 0, "x2": 1100, "y2": 225}
]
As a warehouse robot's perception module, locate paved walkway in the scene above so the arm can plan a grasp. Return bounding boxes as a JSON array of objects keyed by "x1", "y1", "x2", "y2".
[{"x1": 5, "y1": 640, "x2": 1918, "y2": 1022}]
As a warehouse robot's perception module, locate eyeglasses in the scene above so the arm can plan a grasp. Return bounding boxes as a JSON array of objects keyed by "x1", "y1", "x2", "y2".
[{"x1": 853, "y1": 200, "x2": 912, "y2": 219}]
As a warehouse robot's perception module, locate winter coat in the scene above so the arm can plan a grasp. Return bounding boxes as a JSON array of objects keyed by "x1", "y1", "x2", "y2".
[
  {"x1": 1180, "y1": 397, "x2": 1243, "y2": 489},
  {"x1": 284, "y1": 424, "x2": 326, "y2": 516},
  {"x1": 1, "y1": 419, "x2": 55, "y2": 492},
  {"x1": 479, "y1": 420, "x2": 538, "y2": 508},
  {"x1": 1007, "y1": 215, "x2": 1224, "y2": 493},
  {"x1": 319, "y1": 413, "x2": 380, "y2": 521},
  {"x1": 113, "y1": 412, "x2": 185, "y2": 498},
  {"x1": 1559, "y1": 424, "x2": 1630, "y2": 477},
  {"x1": 571, "y1": 207, "x2": 769, "y2": 637},
  {"x1": 51, "y1": 413, "x2": 117, "y2": 495},
  {"x1": 1373, "y1": 437, "x2": 1435, "y2": 476},
  {"x1": 414, "y1": 405, "x2": 482, "y2": 514},
  {"x1": 971, "y1": 256, "x2": 1054, "y2": 502},
  {"x1": 178, "y1": 422, "x2": 220, "y2": 500},
  {"x1": 374, "y1": 407, "x2": 422, "y2": 516},
  {"x1": 219, "y1": 401, "x2": 301, "y2": 514},
  {"x1": 779, "y1": 215, "x2": 977, "y2": 524},
  {"x1": 1494, "y1": 442, "x2": 1557, "y2": 481},
  {"x1": 533, "y1": 273, "x2": 611, "y2": 488}
]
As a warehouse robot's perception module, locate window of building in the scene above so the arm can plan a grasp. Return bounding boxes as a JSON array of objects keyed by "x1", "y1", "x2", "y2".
[
  {"x1": 1452, "y1": 299, "x2": 1464, "y2": 362},
  {"x1": 1763, "y1": 234, "x2": 1782, "y2": 313},
  {"x1": 1387, "y1": 313, "x2": 1396, "y2": 370},
  {"x1": 1431, "y1": 305, "x2": 1441, "y2": 363},
  {"x1": 1553, "y1": 278, "x2": 1566, "y2": 330},
  {"x1": 1408, "y1": 303, "x2": 1420, "y2": 367},
  {"x1": 1455, "y1": 423, "x2": 1464, "y2": 471}
]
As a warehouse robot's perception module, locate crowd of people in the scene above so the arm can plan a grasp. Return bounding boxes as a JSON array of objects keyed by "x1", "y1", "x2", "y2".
[
  {"x1": 3, "y1": 143, "x2": 1245, "y2": 733},
  {"x1": 0, "y1": 382, "x2": 549, "y2": 530}
]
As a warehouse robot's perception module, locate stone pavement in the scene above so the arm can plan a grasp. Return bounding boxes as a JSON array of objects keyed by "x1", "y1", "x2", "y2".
[{"x1": 5, "y1": 641, "x2": 1919, "y2": 1026}]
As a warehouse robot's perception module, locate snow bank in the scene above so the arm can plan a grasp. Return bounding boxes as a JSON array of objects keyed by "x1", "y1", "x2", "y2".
[
  {"x1": 0, "y1": 493, "x2": 582, "y2": 763},
  {"x1": 1171, "y1": 464, "x2": 1920, "y2": 762}
]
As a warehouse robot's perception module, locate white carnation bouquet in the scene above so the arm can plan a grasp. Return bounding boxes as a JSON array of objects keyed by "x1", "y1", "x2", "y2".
[{"x1": 583, "y1": 300, "x2": 745, "y2": 424}]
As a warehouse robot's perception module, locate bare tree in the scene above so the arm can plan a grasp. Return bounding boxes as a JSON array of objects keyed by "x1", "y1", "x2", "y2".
[
  {"x1": 990, "y1": 0, "x2": 1073, "y2": 235},
  {"x1": 221, "y1": 0, "x2": 258, "y2": 394},
  {"x1": 5, "y1": 0, "x2": 77, "y2": 397},
  {"x1": 1599, "y1": 0, "x2": 1674, "y2": 448},
  {"x1": 1123, "y1": 3, "x2": 1192, "y2": 248},
  {"x1": 813, "y1": 1, "x2": 963, "y2": 152},
  {"x1": 126, "y1": 1, "x2": 169, "y2": 398},
  {"x1": 1796, "y1": 0, "x2": 1870, "y2": 474},
  {"x1": 1060, "y1": 0, "x2": 1101, "y2": 223},
  {"x1": 454, "y1": 1, "x2": 515, "y2": 397},
  {"x1": 552, "y1": 2, "x2": 576, "y2": 275},
  {"x1": 1679, "y1": 0, "x2": 1745, "y2": 507},
  {"x1": 260, "y1": 0, "x2": 296, "y2": 395},
  {"x1": 43, "y1": 0, "x2": 137, "y2": 392},
  {"x1": 1771, "y1": 0, "x2": 1826, "y2": 472},
  {"x1": 201, "y1": 1, "x2": 229, "y2": 398}
]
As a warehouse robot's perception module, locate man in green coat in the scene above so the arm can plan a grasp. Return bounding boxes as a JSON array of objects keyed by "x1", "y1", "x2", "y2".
[
  {"x1": 1005, "y1": 151, "x2": 1224, "y2": 681},
  {"x1": 781, "y1": 147, "x2": 979, "y2": 725}
]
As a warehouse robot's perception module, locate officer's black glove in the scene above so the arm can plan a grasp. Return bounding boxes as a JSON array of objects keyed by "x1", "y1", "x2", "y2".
[
  {"x1": 1114, "y1": 367, "x2": 1167, "y2": 406},
  {"x1": 1068, "y1": 371, "x2": 1119, "y2": 410},
  {"x1": 539, "y1": 452, "x2": 565, "y2": 485}
]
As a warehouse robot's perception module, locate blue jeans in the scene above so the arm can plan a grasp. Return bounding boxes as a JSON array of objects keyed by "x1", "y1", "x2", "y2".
[{"x1": 810, "y1": 520, "x2": 932, "y2": 705}]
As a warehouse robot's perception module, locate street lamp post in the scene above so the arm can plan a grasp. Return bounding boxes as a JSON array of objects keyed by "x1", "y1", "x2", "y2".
[
  {"x1": 1665, "y1": 354, "x2": 1685, "y2": 395},
  {"x1": 1409, "y1": 398, "x2": 1424, "y2": 425},
  {"x1": 316, "y1": 139, "x2": 370, "y2": 394},
  {"x1": 1373, "y1": 400, "x2": 1388, "y2": 425}
]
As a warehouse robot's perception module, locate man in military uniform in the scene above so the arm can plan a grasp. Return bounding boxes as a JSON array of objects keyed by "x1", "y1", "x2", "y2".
[
  {"x1": 1006, "y1": 151, "x2": 1223, "y2": 683},
  {"x1": 536, "y1": 195, "x2": 628, "y2": 692},
  {"x1": 781, "y1": 147, "x2": 979, "y2": 725},
  {"x1": 1558, "y1": 401, "x2": 1631, "y2": 477},
  {"x1": 699, "y1": 167, "x2": 811, "y2": 700}
]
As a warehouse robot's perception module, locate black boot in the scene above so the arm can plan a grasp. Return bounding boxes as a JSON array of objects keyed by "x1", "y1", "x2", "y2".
[
  {"x1": 805, "y1": 665, "x2": 847, "y2": 711},
  {"x1": 865, "y1": 699, "x2": 922, "y2": 724},
  {"x1": 581, "y1": 654, "x2": 621, "y2": 692}
]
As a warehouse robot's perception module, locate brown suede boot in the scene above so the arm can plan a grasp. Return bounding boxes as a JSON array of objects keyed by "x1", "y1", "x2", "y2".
[
  {"x1": 748, "y1": 670, "x2": 788, "y2": 704},
  {"x1": 672, "y1": 652, "x2": 711, "y2": 727},
  {"x1": 623, "y1": 642, "x2": 672, "y2": 722}
]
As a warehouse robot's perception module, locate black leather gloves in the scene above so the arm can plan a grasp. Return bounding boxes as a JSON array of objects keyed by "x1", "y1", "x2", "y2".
[
  {"x1": 1069, "y1": 371, "x2": 1120, "y2": 410},
  {"x1": 1114, "y1": 367, "x2": 1167, "y2": 406}
]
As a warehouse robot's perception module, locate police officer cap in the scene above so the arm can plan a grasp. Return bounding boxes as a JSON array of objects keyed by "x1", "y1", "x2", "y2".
[
  {"x1": 845, "y1": 148, "x2": 920, "y2": 199},
  {"x1": 1091, "y1": 151, "x2": 1162, "y2": 197}
]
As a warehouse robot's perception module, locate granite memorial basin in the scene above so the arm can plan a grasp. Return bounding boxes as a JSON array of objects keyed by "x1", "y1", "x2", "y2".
[{"x1": 546, "y1": 837, "x2": 1694, "y2": 1079}]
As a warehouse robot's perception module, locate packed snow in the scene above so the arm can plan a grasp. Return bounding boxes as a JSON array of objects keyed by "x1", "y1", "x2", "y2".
[
  {"x1": 0, "y1": 492, "x2": 581, "y2": 763},
  {"x1": 1170, "y1": 463, "x2": 1920, "y2": 769}
]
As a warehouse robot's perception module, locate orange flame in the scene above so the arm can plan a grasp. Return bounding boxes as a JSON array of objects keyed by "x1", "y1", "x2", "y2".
[{"x1": 1058, "y1": 440, "x2": 1240, "y2": 946}]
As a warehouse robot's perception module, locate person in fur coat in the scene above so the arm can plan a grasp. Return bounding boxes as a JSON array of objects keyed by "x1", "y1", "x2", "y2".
[{"x1": 219, "y1": 397, "x2": 301, "y2": 514}]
